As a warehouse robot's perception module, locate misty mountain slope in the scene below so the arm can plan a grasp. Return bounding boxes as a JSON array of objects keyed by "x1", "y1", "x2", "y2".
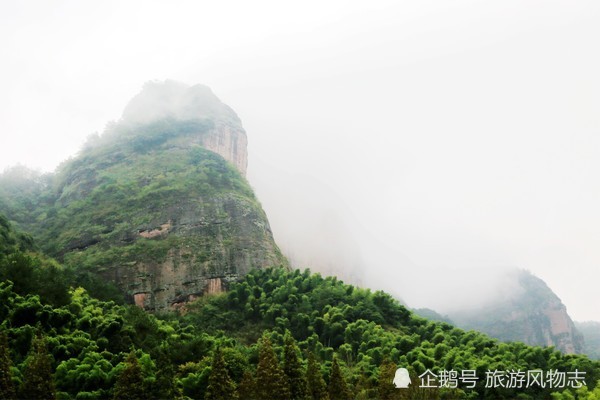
[
  {"x1": 449, "y1": 270, "x2": 584, "y2": 354},
  {"x1": 0, "y1": 81, "x2": 287, "y2": 311},
  {"x1": 576, "y1": 321, "x2": 600, "y2": 360}
]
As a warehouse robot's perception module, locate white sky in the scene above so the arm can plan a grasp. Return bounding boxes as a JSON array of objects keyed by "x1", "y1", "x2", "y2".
[{"x1": 1, "y1": 1, "x2": 599, "y2": 321}]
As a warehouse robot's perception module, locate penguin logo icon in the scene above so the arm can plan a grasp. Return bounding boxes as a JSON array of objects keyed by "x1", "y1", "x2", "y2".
[{"x1": 393, "y1": 368, "x2": 411, "y2": 388}]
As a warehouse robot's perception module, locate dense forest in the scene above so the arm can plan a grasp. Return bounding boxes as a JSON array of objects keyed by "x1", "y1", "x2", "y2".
[{"x1": 1, "y1": 214, "x2": 600, "y2": 399}]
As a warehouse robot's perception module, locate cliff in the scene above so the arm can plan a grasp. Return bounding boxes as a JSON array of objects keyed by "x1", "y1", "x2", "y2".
[
  {"x1": 0, "y1": 81, "x2": 287, "y2": 311},
  {"x1": 450, "y1": 270, "x2": 584, "y2": 354},
  {"x1": 121, "y1": 80, "x2": 248, "y2": 175}
]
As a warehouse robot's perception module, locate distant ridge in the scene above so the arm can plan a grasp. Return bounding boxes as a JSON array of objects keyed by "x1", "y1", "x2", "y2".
[{"x1": 450, "y1": 270, "x2": 584, "y2": 354}]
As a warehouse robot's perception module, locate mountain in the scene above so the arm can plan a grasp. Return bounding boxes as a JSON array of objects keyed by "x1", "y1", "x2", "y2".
[
  {"x1": 449, "y1": 269, "x2": 584, "y2": 354},
  {"x1": 0, "y1": 81, "x2": 287, "y2": 311},
  {"x1": 576, "y1": 321, "x2": 600, "y2": 360}
]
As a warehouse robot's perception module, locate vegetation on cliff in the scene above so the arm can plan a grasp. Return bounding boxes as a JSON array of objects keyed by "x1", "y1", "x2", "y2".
[{"x1": 0, "y1": 114, "x2": 286, "y2": 309}]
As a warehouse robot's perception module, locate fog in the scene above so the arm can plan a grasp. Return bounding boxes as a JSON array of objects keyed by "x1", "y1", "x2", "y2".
[{"x1": 1, "y1": 1, "x2": 599, "y2": 320}]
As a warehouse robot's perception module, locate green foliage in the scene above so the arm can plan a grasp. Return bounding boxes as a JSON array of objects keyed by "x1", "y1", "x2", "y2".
[
  {"x1": 237, "y1": 370, "x2": 257, "y2": 400},
  {"x1": 151, "y1": 348, "x2": 181, "y2": 399},
  {"x1": 0, "y1": 212, "x2": 34, "y2": 256},
  {"x1": 205, "y1": 347, "x2": 238, "y2": 400},
  {"x1": 256, "y1": 335, "x2": 290, "y2": 400},
  {"x1": 0, "y1": 251, "x2": 71, "y2": 307},
  {"x1": 53, "y1": 350, "x2": 116, "y2": 397},
  {"x1": 0, "y1": 215, "x2": 70, "y2": 307},
  {"x1": 307, "y1": 350, "x2": 329, "y2": 400},
  {"x1": 284, "y1": 331, "x2": 308, "y2": 400},
  {"x1": 0, "y1": 165, "x2": 51, "y2": 239},
  {"x1": 20, "y1": 334, "x2": 56, "y2": 400},
  {"x1": 184, "y1": 268, "x2": 600, "y2": 399},
  {"x1": 0, "y1": 331, "x2": 17, "y2": 400},
  {"x1": 112, "y1": 351, "x2": 146, "y2": 400},
  {"x1": 377, "y1": 358, "x2": 398, "y2": 400},
  {"x1": 328, "y1": 356, "x2": 352, "y2": 400},
  {"x1": 0, "y1": 223, "x2": 599, "y2": 400}
]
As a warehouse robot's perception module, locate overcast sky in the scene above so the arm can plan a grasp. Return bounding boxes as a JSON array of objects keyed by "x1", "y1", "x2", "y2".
[{"x1": 1, "y1": 1, "x2": 599, "y2": 321}]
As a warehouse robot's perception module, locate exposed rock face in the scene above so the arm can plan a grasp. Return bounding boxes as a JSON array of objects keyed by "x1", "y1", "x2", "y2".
[
  {"x1": 450, "y1": 270, "x2": 584, "y2": 354},
  {"x1": 543, "y1": 303, "x2": 581, "y2": 354},
  {"x1": 122, "y1": 80, "x2": 248, "y2": 175},
  {"x1": 100, "y1": 189, "x2": 286, "y2": 311},
  {"x1": 0, "y1": 81, "x2": 287, "y2": 311},
  {"x1": 200, "y1": 121, "x2": 247, "y2": 176}
]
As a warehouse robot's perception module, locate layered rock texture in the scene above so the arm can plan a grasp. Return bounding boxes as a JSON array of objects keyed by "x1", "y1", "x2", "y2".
[
  {"x1": 0, "y1": 81, "x2": 287, "y2": 311},
  {"x1": 450, "y1": 270, "x2": 584, "y2": 354}
]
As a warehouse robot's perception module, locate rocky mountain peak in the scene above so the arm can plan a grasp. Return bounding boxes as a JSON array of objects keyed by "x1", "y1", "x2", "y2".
[
  {"x1": 122, "y1": 80, "x2": 248, "y2": 175},
  {"x1": 450, "y1": 269, "x2": 584, "y2": 354}
]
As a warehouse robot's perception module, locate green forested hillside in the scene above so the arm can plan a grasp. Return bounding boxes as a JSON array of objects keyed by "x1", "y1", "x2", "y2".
[{"x1": 1, "y1": 217, "x2": 599, "y2": 399}]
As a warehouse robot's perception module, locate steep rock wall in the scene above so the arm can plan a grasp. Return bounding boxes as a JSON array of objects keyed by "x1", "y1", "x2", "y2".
[{"x1": 198, "y1": 121, "x2": 247, "y2": 176}]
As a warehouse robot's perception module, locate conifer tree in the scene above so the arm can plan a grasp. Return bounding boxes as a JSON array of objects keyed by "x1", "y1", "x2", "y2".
[
  {"x1": 283, "y1": 332, "x2": 308, "y2": 400},
  {"x1": 113, "y1": 351, "x2": 146, "y2": 400},
  {"x1": 0, "y1": 331, "x2": 16, "y2": 400},
  {"x1": 306, "y1": 351, "x2": 328, "y2": 400},
  {"x1": 153, "y1": 349, "x2": 181, "y2": 399},
  {"x1": 378, "y1": 358, "x2": 398, "y2": 400},
  {"x1": 327, "y1": 356, "x2": 351, "y2": 400},
  {"x1": 20, "y1": 334, "x2": 56, "y2": 400},
  {"x1": 205, "y1": 347, "x2": 238, "y2": 400},
  {"x1": 355, "y1": 366, "x2": 373, "y2": 400},
  {"x1": 255, "y1": 335, "x2": 290, "y2": 400},
  {"x1": 237, "y1": 370, "x2": 256, "y2": 400}
]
